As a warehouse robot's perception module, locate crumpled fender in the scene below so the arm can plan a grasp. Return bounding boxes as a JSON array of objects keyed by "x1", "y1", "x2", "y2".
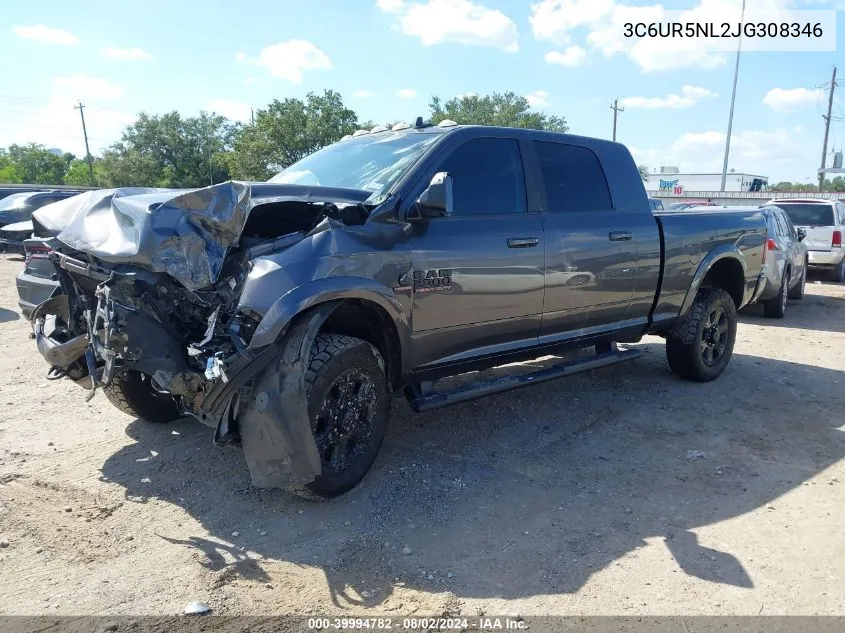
[{"x1": 236, "y1": 301, "x2": 341, "y2": 489}]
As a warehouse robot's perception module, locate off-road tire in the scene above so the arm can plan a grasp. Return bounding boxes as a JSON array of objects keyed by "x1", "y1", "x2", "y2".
[
  {"x1": 290, "y1": 334, "x2": 390, "y2": 501},
  {"x1": 103, "y1": 370, "x2": 181, "y2": 423},
  {"x1": 763, "y1": 270, "x2": 788, "y2": 318},
  {"x1": 833, "y1": 259, "x2": 845, "y2": 283},
  {"x1": 788, "y1": 263, "x2": 806, "y2": 300},
  {"x1": 666, "y1": 288, "x2": 737, "y2": 382}
]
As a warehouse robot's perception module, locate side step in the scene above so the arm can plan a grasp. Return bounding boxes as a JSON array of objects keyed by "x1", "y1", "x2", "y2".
[{"x1": 405, "y1": 343, "x2": 641, "y2": 413}]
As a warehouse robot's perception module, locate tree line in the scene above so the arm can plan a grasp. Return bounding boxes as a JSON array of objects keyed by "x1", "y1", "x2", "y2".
[{"x1": 1, "y1": 90, "x2": 579, "y2": 188}]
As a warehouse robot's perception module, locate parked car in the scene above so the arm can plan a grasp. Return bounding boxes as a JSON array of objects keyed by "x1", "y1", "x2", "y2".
[
  {"x1": 28, "y1": 123, "x2": 768, "y2": 500},
  {"x1": 0, "y1": 220, "x2": 34, "y2": 255},
  {"x1": 0, "y1": 190, "x2": 84, "y2": 252},
  {"x1": 648, "y1": 197, "x2": 664, "y2": 211},
  {"x1": 666, "y1": 201, "x2": 726, "y2": 211},
  {"x1": 766, "y1": 198, "x2": 845, "y2": 281},
  {"x1": 752, "y1": 205, "x2": 809, "y2": 317}
]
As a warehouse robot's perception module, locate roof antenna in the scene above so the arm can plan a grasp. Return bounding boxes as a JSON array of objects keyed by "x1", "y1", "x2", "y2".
[{"x1": 414, "y1": 116, "x2": 424, "y2": 127}]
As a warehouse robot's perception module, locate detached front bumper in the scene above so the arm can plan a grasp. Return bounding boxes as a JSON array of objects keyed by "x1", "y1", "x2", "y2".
[
  {"x1": 748, "y1": 271, "x2": 768, "y2": 306},
  {"x1": 808, "y1": 250, "x2": 844, "y2": 267}
]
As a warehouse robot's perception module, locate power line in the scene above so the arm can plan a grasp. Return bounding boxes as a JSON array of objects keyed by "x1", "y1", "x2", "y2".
[{"x1": 74, "y1": 101, "x2": 95, "y2": 186}]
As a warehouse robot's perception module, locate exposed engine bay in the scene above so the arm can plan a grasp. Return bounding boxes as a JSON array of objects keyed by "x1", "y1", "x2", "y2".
[{"x1": 29, "y1": 183, "x2": 374, "y2": 437}]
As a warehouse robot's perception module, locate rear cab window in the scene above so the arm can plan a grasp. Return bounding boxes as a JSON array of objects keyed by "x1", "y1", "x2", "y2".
[{"x1": 533, "y1": 141, "x2": 612, "y2": 212}]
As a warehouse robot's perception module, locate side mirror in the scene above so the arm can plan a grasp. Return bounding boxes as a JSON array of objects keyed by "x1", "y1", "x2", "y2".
[
  {"x1": 408, "y1": 172, "x2": 453, "y2": 222},
  {"x1": 797, "y1": 228, "x2": 807, "y2": 241}
]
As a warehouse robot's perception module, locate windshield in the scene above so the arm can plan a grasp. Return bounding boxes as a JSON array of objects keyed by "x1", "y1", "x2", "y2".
[
  {"x1": 777, "y1": 203, "x2": 835, "y2": 226},
  {"x1": 0, "y1": 192, "x2": 32, "y2": 211},
  {"x1": 269, "y1": 131, "x2": 443, "y2": 203}
]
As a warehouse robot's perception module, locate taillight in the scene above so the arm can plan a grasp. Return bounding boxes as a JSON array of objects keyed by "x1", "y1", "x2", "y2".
[
  {"x1": 24, "y1": 243, "x2": 52, "y2": 265},
  {"x1": 833, "y1": 230, "x2": 842, "y2": 248},
  {"x1": 767, "y1": 238, "x2": 779, "y2": 250}
]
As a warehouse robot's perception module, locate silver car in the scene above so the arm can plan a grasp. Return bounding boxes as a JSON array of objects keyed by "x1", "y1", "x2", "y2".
[
  {"x1": 757, "y1": 204, "x2": 809, "y2": 318},
  {"x1": 766, "y1": 198, "x2": 845, "y2": 281}
]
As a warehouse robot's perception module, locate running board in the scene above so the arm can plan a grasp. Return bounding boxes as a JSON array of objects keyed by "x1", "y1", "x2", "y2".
[{"x1": 405, "y1": 344, "x2": 641, "y2": 413}]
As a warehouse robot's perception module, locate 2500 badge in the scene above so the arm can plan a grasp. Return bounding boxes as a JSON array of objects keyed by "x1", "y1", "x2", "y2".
[{"x1": 413, "y1": 269, "x2": 452, "y2": 293}]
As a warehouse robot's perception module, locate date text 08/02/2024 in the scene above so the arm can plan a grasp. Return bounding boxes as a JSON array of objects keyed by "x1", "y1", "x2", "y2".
[
  {"x1": 307, "y1": 617, "x2": 527, "y2": 630},
  {"x1": 623, "y1": 22, "x2": 823, "y2": 39}
]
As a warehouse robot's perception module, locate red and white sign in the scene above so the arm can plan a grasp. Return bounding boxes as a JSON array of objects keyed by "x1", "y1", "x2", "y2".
[{"x1": 673, "y1": 185, "x2": 684, "y2": 195}]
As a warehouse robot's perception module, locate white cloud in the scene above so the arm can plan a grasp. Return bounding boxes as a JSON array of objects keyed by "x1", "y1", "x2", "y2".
[
  {"x1": 52, "y1": 75, "x2": 125, "y2": 100},
  {"x1": 100, "y1": 47, "x2": 152, "y2": 60},
  {"x1": 354, "y1": 89, "x2": 377, "y2": 98},
  {"x1": 763, "y1": 87, "x2": 822, "y2": 113},
  {"x1": 13, "y1": 24, "x2": 79, "y2": 45},
  {"x1": 378, "y1": 0, "x2": 519, "y2": 52},
  {"x1": 0, "y1": 75, "x2": 134, "y2": 158},
  {"x1": 395, "y1": 88, "x2": 418, "y2": 99},
  {"x1": 243, "y1": 40, "x2": 332, "y2": 83},
  {"x1": 544, "y1": 45, "x2": 587, "y2": 67},
  {"x1": 525, "y1": 90, "x2": 550, "y2": 109},
  {"x1": 207, "y1": 98, "x2": 252, "y2": 122},
  {"x1": 235, "y1": 51, "x2": 248, "y2": 62},
  {"x1": 620, "y1": 85, "x2": 716, "y2": 109},
  {"x1": 530, "y1": 0, "x2": 797, "y2": 72},
  {"x1": 376, "y1": 0, "x2": 405, "y2": 11},
  {"x1": 631, "y1": 127, "x2": 816, "y2": 183}
]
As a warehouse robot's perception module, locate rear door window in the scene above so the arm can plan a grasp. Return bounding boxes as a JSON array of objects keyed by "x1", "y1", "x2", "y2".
[{"x1": 533, "y1": 141, "x2": 613, "y2": 212}]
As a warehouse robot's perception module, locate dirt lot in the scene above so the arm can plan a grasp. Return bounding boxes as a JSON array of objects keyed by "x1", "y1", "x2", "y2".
[{"x1": 0, "y1": 254, "x2": 843, "y2": 617}]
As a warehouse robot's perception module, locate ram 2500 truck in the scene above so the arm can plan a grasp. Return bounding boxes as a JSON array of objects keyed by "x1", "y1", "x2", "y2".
[{"x1": 27, "y1": 123, "x2": 768, "y2": 499}]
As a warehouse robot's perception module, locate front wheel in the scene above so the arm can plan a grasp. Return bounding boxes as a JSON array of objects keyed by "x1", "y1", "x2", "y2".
[
  {"x1": 103, "y1": 371, "x2": 182, "y2": 423},
  {"x1": 290, "y1": 334, "x2": 390, "y2": 501},
  {"x1": 666, "y1": 288, "x2": 737, "y2": 382}
]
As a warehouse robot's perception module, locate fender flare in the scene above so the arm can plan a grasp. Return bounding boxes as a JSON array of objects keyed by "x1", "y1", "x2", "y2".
[
  {"x1": 248, "y1": 276, "x2": 411, "y2": 360},
  {"x1": 679, "y1": 245, "x2": 748, "y2": 317}
]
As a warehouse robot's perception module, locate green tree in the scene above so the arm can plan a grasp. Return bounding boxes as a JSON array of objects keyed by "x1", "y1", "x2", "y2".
[
  {"x1": 831, "y1": 176, "x2": 845, "y2": 192},
  {"x1": 228, "y1": 90, "x2": 359, "y2": 180},
  {"x1": 100, "y1": 111, "x2": 237, "y2": 188},
  {"x1": 63, "y1": 158, "x2": 103, "y2": 186},
  {"x1": 4, "y1": 143, "x2": 74, "y2": 184},
  {"x1": 428, "y1": 92, "x2": 568, "y2": 132},
  {"x1": 638, "y1": 164, "x2": 649, "y2": 182},
  {"x1": 772, "y1": 181, "x2": 794, "y2": 192},
  {"x1": 0, "y1": 149, "x2": 22, "y2": 183}
]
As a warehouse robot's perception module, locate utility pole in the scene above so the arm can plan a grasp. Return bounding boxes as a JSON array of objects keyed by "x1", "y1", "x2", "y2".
[
  {"x1": 819, "y1": 66, "x2": 837, "y2": 193},
  {"x1": 720, "y1": 0, "x2": 746, "y2": 192},
  {"x1": 74, "y1": 101, "x2": 95, "y2": 185},
  {"x1": 250, "y1": 108, "x2": 255, "y2": 125},
  {"x1": 610, "y1": 99, "x2": 624, "y2": 141}
]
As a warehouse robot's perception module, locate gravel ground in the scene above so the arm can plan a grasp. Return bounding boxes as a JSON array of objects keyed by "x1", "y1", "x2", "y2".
[{"x1": 0, "y1": 254, "x2": 843, "y2": 617}]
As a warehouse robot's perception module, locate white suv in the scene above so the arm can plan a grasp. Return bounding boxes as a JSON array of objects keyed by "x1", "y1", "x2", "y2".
[{"x1": 766, "y1": 198, "x2": 845, "y2": 281}]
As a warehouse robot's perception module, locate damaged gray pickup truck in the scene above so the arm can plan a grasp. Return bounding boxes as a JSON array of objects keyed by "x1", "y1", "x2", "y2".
[{"x1": 28, "y1": 122, "x2": 769, "y2": 499}]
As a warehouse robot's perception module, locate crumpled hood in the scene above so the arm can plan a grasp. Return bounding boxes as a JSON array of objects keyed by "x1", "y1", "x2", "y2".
[{"x1": 32, "y1": 181, "x2": 372, "y2": 292}]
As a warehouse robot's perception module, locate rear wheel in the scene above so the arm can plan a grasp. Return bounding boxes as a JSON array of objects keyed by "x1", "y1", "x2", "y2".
[
  {"x1": 788, "y1": 263, "x2": 806, "y2": 300},
  {"x1": 833, "y1": 259, "x2": 845, "y2": 283},
  {"x1": 763, "y1": 270, "x2": 788, "y2": 318},
  {"x1": 291, "y1": 334, "x2": 390, "y2": 500},
  {"x1": 103, "y1": 371, "x2": 182, "y2": 423},
  {"x1": 666, "y1": 288, "x2": 737, "y2": 382}
]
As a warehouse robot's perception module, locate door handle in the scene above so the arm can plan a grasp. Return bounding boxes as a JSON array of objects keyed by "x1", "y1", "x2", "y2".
[
  {"x1": 609, "y1": 231, "x2": 633, "y2": 241},
  {"x1": 507, "y1": 237, "x2": 540, "y2": 248}
]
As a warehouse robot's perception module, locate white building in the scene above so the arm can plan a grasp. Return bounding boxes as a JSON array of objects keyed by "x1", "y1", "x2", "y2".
[{"x1": 653, "y1": 167, "x2": 768, "y2": 193}]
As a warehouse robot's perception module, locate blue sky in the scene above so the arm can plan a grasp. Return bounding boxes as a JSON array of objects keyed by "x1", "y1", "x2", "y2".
[{"x1": 1, "y1": 0, "x2": 843, "y2": 183}]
